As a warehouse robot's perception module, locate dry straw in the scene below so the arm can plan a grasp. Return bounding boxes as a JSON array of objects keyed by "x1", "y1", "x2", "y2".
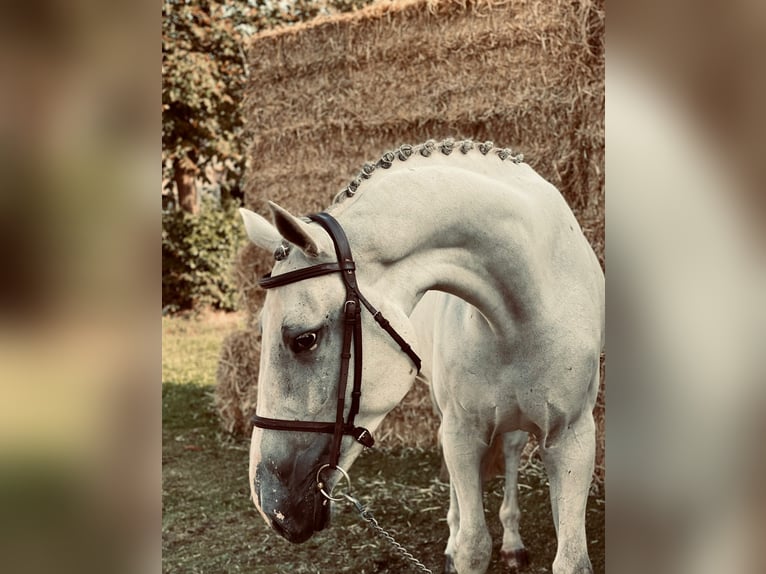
[
  {"x1": 215, "y1": 327, "x2": 261, "y2": 435},
  {"x1": 217, "y1": 0, "x2": 604, "y2": 478}
]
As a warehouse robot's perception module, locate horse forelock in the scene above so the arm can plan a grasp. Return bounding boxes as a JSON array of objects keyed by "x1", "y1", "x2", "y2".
[{"x1": 331, "y1": 138, "x2": 525, "y2": 205}]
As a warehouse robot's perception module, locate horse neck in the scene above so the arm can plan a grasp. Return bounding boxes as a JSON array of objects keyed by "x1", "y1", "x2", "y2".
[{"x1": 336, "y1": 161, "x2": 553, "y2": 339}]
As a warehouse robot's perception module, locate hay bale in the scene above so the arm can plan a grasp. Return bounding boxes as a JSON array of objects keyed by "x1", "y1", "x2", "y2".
[
  {"x1": 215, "y1": 328, "x2": 260, "y2": 435},
  {"x1": 232, "y1": 242, "x2": 267, "y2": 317},
  {"x1": 376, "y1": 379, "x2": 439, "y2": 448},
  {"x1": 219, "y1": 0, "x2": 604, "y2": 470},
  {"x1": 240, "y1": 0, "x2": 604, "y2": 309}
]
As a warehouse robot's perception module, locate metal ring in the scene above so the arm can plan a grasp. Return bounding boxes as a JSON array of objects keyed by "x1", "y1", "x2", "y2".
[{"x1": 316, "y1": 464, "x2": 352, "y2": 502}]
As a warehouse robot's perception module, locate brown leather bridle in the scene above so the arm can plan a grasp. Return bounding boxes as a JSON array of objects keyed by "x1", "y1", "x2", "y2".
[{"x1": 252, "y1": 212, "x2": 422, "y2": 470}]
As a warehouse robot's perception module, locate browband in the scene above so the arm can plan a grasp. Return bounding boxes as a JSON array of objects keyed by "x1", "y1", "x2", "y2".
[{"x1": 258, "y1": 261, "x2": 352, "y2": 289}]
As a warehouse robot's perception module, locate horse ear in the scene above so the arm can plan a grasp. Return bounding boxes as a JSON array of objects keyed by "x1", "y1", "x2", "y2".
[
  {"x1": 268, "y1": 201, "x2": 328, "y2": 257},
  {"x1": 239, "y1": 208, "x2": 283, "y2": 252}
]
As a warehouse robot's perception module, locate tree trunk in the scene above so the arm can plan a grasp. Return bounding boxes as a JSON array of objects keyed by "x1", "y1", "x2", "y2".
[{"x1": 174, "y1": 155, "x2": 199, "y2": 214}]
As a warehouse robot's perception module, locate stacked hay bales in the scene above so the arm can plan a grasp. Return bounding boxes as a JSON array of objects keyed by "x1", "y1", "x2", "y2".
[
  {"x1": 217, "y1": 0, "x2": 604, "y2": 474},
  {"x1": 215, "y1": 326, "x2": 261, "y2": 435}
]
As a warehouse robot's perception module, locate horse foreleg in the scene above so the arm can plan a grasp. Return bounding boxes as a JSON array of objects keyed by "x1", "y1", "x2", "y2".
[
  {"x1": 442, "y1": 424, "x2": 492, "y2": 574},
  {"x1": 444, "y1": 480, "x2": 460, "y2": 574},
  {"x1": 540, "y1": 412, "x2": 595, "y2": 574},
  {"x1": 499, "y1": 430, "x2": 530, "y2": 572}
]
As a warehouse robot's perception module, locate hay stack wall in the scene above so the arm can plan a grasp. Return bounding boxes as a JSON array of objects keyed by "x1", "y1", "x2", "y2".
[{"x1": 218, "y1": 0, "x2": 604, "y2": 468}]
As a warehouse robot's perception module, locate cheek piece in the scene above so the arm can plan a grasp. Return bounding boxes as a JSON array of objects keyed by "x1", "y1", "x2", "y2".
[{"x1": 253, "y1": 212, "x2": 421, "y2": 470}]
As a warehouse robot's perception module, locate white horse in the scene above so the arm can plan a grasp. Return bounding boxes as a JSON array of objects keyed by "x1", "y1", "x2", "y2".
[{"x1": 241, "y1": 140, "x2": 604, "y2": 574}]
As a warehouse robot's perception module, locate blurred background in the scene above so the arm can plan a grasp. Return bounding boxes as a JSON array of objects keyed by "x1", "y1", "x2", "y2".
[
  {"x1": 0, "y1": 0, "x2": 762, "y2": 573},
  {"x1": 608, "y1": 2, "x2": 765, "y2": 573}
]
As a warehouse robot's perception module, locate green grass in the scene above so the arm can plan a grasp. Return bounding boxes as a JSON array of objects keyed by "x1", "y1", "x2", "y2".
[
  {"x1": 162, "y1": 313, "x2": 604, "y2": 573},
  {"x1": 162, "y1": 311, "x2": 245, "y2": 387}
]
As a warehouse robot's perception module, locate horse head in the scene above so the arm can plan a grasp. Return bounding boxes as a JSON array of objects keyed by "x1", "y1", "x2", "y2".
[{"x1": 240, "y1": 203, "x2": 420, "y2": 543}]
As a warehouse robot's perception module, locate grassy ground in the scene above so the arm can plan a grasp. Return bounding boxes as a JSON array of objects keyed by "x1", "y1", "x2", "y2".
[
  {"x1": 162, "y1": 312, "x2": 604, "y2": 573},
  {"x1": 162, "y1": 311, "x2": 247, "y2": 387}
]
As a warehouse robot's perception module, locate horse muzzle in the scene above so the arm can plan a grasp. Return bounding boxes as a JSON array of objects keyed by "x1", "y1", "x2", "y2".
[{"x1": 255, "y1": 466, "x2": 331, "y2": 544}]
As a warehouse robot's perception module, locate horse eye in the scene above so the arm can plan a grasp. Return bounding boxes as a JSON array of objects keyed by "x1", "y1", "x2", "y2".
[{"x1": 292, "y1": 332, "x2": 318, "y2": 353}]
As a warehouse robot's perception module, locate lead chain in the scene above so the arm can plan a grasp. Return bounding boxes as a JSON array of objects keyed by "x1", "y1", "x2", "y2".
[{"x1": 342, "y1": 493, "x2": 433, "y2": 574}]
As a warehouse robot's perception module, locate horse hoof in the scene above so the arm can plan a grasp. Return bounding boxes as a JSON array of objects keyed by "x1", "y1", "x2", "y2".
[
  {"x1": 444, "y1": 554, "x2": 458, "y2": 574},
  {"x1": 500, "y1": 547, "x2": 530, "y2": 572}
]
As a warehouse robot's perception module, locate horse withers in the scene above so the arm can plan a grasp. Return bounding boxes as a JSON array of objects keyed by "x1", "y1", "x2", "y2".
[{"x1": 241, "y1": 140, "x2": 604, "y2": 574}]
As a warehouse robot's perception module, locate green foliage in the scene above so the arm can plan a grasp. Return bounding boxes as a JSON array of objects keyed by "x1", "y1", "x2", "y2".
[
  {"x1": 162, "y1": 0, "x2": 252, "y2": 196},
  {"x1": 162, "y1": 199, "x2": 245, "y2": 311}
]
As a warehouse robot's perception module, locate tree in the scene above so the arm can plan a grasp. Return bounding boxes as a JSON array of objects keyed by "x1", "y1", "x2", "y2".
[{"x1": 162, "y1": 0, "x2": 254, "y2": 212}]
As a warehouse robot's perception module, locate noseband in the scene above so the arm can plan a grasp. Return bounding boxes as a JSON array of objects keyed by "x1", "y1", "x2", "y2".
[{"x1": 252, "y1": 212, "x2": 421, "y2": 470}]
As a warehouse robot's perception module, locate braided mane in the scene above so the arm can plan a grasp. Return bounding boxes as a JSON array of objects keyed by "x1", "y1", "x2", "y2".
[{"x1": 331, "y1": 138, "x2": 524, "y2": 205}]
